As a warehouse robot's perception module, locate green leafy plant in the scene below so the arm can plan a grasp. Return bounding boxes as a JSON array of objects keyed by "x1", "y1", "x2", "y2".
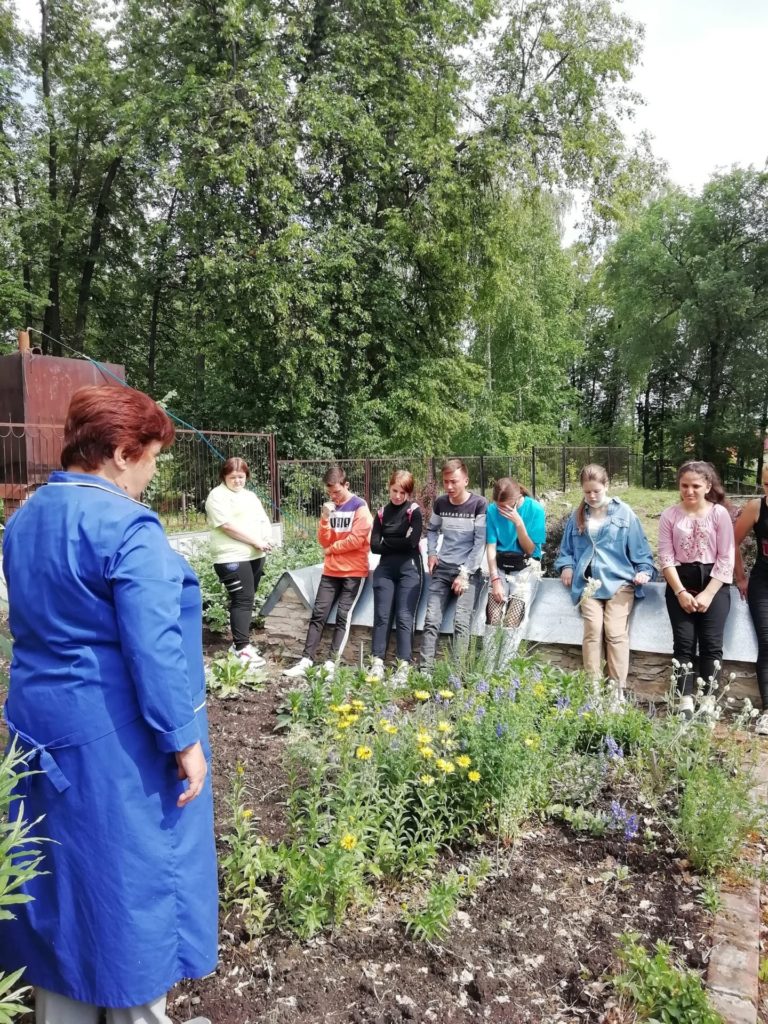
[
  {"x1": 0, "y1": 742, "x2": 46, "y2": 1021},
  {"x1": 696, "y1": 878, "x2": 723, "y2": 916},
  {"x1": 612, "y1": 933, "x2": 724, "y2": 1023},
  {"x1": 206, "y1": 652, "x2": 266, "y2": 699}
]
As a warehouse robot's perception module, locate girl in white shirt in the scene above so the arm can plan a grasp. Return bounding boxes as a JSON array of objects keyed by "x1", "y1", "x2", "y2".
[{"x1": 205, "y1": 457, "x2": 273, "y2": 666}]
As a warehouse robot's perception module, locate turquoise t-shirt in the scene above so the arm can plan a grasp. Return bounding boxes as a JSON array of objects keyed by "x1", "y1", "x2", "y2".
[{"x1": 486, "y1": 496, "x2": 546, "y2": 559}]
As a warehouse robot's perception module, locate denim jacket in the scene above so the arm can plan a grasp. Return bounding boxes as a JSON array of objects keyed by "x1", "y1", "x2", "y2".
[{"x1": 553, "y1": 497, "x2": 656, "y2": 604}]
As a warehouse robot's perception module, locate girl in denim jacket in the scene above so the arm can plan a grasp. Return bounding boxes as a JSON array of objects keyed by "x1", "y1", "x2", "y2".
[{"x1": 554, "y1": 464, "x2": 655, "y2": 701}]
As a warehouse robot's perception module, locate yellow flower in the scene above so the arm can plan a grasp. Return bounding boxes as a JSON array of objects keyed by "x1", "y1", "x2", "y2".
[
  {"x1": 355, "y1": 745, "x2": 373, "y2": 760},
  {"x1": 533, "y1": 684, "x2": 546, "y2": 698},
  {"x1": 334, "y1": 703, "x2": 352, "y2": 715},
  {"x1": 235, "y1": 764, "x2": 245, "y2": 776},
  {"x1": 416, "y1": 730, "x2": 432, "y2": 744},
  {"x1": 442, "y1": 739, "x2": 456, "y2": 750},
  {"x1": 420, "y1": 774, "x2": 435, "y2": 786},
  {"x1": 468, "y1": 770, "x2": 481, "y2": 783},
  {"x1": 382, "y1": 723, "x2": 398, "y2": 735},
  {"x1": 524, "y1": 735, "x2": 540, "y2": 750},
  {"x1": 351, "y1": 699, "x2": 366, "y2": 710},
  {"x1": 456, "y1": 755, "x2": 471, "y2": 769},
  {"x1": 242, "y1": 809, "x2": 253, "y2": 819},
  {"x1": 339, "y1": 833, "x2": 358, "y2": 850},
  {"x1": 419, "y1": 746, "x2": 435, "y2": 759},
  {"x1": 438, "y1": 689, "x2": 454, "y2": 700},
  {"x1": 329, "y1": 704, "x2": 341, "y2": 713},
  {"x1": 436, "y1": 721, "x2": 452, "y2": 733},
  {"x1": 413, "y1": 690, "x2": 430, "y2": 701},
  {"x1": 337, "y1": 719, "x2": 353, "y2": 730},
  {"x1": 435, "y1": 758, "x2": 455, "y2": 774},
  {"x1": 344, "y1": 713, "x2": 360, "y2": 724}
]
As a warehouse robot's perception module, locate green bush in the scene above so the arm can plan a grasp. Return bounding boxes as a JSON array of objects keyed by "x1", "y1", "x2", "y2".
[{"x1": 612, "y1": 933, "x2": 723, "y2": 1023}]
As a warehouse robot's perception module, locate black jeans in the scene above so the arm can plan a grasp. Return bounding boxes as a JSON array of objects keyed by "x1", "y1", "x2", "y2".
[
  {"x1": 303, "y1": 575, "x2": 367, "y2": 661},
  {"x1": 747, "y1": 566, "x2": 768, "y2": 709},
  {"x1": 214, "y1": 558, "x2": 266, "y2": 648},
  {"x1": 664, "y1": 562, "x2": 731, "y2": 695},
  {"x1": 371, "y1": 553, "x2": 424, "y2": 662}
]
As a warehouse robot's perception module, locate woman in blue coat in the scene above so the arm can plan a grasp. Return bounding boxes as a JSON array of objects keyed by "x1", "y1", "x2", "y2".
[{"x1": 1, "y1": 385, "x2": 216, "y2": 1024}]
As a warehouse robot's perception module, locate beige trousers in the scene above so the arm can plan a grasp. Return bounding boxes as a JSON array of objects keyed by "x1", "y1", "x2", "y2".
[
  {"x1": 36, "y1": 988, "x2": 172, "y2": 1024},
  {"x1": 580, "y1": 584, "x2": 635, "y2": 688}
]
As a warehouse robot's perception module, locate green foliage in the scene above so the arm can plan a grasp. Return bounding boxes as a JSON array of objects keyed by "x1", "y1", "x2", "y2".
[
  {"x1": 206, "y1": 652, "x2": 266, "y2": 700},
  {"x1": 0, "y1": 0, "x2": 647, "y2": 456},
  {"x1": 402, "y1": 861, "x2": 489, "y2": 942},
  {"x1": 612, "y1": 933, "x2": 724, "y2": 1024},
  {"x1": 696, "y1": 878, "x2": 722, "y2": 917},
  {"x1": 186, "y1": 546, "x2": 229, "y2": 634},
  {"x1": 0, "y1": 742, "x2": 46, "y2": 1021}
]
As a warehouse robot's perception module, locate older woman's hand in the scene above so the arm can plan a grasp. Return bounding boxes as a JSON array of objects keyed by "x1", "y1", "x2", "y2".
[{"x1": 175, "y1": 741, "x2": 208, "y2": 807}]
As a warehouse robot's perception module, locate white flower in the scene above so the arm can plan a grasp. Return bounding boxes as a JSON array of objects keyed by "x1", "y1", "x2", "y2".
[
  {"x1": 729, "y1": 672, "x2": 736, "y2": 680},
  {"x1": 579, "y1": 577, "x2": 603, "y2": 607},
  {"x1": 713, "y1": 659, "x2": 721, "y2": 670},
  {"x1": 671, "y1": 658, "x2": 680, "y2": 669},
  {"x1": 750, "y1": 708, "x2": 760, "y2": 719}
]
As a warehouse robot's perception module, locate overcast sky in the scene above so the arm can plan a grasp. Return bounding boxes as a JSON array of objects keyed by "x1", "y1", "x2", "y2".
[{"x1": 11, "y1": 0, "x2": 768, "y2": 193}]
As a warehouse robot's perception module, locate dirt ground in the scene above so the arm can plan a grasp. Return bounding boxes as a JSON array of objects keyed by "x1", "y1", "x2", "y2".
[{"x1": 171, "y1": 633, "x2": 716, "y2": 1024}]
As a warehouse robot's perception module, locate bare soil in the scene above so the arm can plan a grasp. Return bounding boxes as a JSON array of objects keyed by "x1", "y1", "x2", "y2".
[{"x1": 171, "y1": 631, "x2": 715, "y2": 1024}]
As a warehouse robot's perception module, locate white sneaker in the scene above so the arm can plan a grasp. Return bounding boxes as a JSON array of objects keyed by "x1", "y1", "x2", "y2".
[
  {"x1": 322, "y1": 659, "x2": 336, "y2": 679},
  {"x1": 392, "y1": 660, "x2": 410, "y2": 687},
  {"x1": 366, "y1": 657, "x2": 385, "y2": 683},
  {"x1": 231, "y1": 643, "x2": 266, "y2": 668},
  {"x1": 678, "y1": 695, "x2": 694, "y2": 721},
  {"x1": 282, "y1": 656, "x2": 313, "y2": 678},
  {"x1": 755, "y1": 712, "x2": 768, "y2": 736}
]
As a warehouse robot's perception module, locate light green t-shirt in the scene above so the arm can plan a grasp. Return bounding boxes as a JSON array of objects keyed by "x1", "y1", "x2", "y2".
[{"x1": 205, "y1": 483, "x2": 272, "y2": 564}]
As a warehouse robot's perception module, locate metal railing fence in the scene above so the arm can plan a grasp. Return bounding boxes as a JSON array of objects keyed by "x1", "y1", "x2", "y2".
[{"x1": 0, "y1": 423, "x2": 278, "y2": 531}]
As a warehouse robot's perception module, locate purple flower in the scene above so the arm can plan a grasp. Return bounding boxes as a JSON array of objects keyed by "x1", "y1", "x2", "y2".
[
  {"x1": 448, "y1": 674, "x2": 462, "y2": 691},
  {"x1": 577, "y1": 700, "x2": 594, "y2": 717},
  {"x1": 609, "y1": 800, "x2": 624, "y2": 826},
  {"x1": 433, "y1": 694, "x2": 443, "y2": 706},
  {"x1": 623, "y1": 815, "x2": 639, "y2": 841},
  {"x1": 507, "y1": 681, "x2": 519, "y2": 701},
  {"x1": 476, "y1": 679, "x2": 490, "y2": 695},
  {"x1": 531, "y1": 668, "x2": 542, "y2": 682},
  {"x1": 381, "y1": 704, "x2": 398, "y2": 721},
  {"x1": 556, "y1": 695, "x2": 571, "y2": 711},
  {"x1": 495, "y1": 722, "x2": 508, "y2": 738},
  {"x1": 603, "y1": 735, "x2": 623, "y2": 760},
  {"x1": 463, "y1": 698, "x2": 474, "y2": 712},
  {"x1": 493, "y1": 687, "x2": 505, "y2": 702},
  {"x1": 474, "y1": 706, "x2": 486, "y2": 722}
]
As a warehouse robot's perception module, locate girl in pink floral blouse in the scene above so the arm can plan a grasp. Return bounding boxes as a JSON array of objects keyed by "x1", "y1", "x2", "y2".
[{"x1": 658, "y1": 461, "x2": 734, "y2": 718}]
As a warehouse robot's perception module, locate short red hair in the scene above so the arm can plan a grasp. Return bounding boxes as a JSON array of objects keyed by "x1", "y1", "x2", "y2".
[
  {"x1": 220, "y1": 457, "x2": 250, "y2": 481},
  {"x1": 61, "y1": 385, "x2": 175, "y2": 471}
]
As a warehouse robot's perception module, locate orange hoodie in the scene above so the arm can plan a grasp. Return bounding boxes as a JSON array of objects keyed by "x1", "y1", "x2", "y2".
[{"x1": 317, "y1": 494, "x2": 372, "y2": 577}]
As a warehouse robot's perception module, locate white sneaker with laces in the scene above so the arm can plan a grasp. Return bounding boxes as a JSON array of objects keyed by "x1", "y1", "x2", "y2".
[
  {"x1": 755, "y1": 712, "x2": 768, "y2": 736},
  {"x1": 282, "y1": 656, "x2": 313, "y2": 678},
  {"x1": 231, "y1": 643, "x2": 266, "y2": 668},
  {"x1": 366, "y1": 657, "x2": 385, "y2": 683},
  {"x1": 322, "y1": 659, "x2": 336, "y2": 679},
  {"x1": 392, "y1": 660, "x2": 410, "y2": 687}
]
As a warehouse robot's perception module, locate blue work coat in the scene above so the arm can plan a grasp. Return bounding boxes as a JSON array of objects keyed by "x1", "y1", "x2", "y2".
[{"x1": 1, "y1": 472, "x2": 217, "y2": 1007}]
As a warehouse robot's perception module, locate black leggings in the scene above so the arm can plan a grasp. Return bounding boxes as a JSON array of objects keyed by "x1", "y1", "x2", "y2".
[
  {"x1": 664, "y1": 562, "x2": 731, "y2": 695},
  {"x1": 214, "y1": 558, "x2": 265, "y2": 648},
  {"x1": 303, "y1": 575, "x2": 366, "y2": 661},
  {"x1": 747, "y1": 567, "x2": 768, "y2": 709},
  {"x1": 371, "y1": 554, "x2": 424, "y2": 662}
]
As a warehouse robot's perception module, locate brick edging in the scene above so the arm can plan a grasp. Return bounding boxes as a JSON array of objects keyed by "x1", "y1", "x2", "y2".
[{"x1": 706, "y1": 752, "x2": 768, "y2": 1023}]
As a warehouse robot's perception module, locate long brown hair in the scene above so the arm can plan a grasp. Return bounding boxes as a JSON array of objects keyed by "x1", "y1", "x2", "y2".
[
  {"x1": 575, "y1": 464, "x2": 609, "y2": 534},
  {"x1": 492, "y1": 477, "x2": 530, "y2": 504},
  {"x1": 677, "y1": 461, "x2": 727, "y2": 506}
]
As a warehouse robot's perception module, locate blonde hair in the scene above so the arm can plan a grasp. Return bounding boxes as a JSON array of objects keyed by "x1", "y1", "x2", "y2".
[{"x1": 575, "y1": 464, "x2": 609, "y2": 534}]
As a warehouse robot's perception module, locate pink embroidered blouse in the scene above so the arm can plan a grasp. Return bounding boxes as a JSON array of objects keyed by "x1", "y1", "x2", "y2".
[{"x1": 657, "y1": 503, "x2": 734, "y2": 584}]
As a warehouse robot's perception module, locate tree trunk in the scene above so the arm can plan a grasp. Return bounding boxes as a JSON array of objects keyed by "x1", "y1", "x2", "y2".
[
  {"x1": 40, "y1": 0, "x2": 63, "y2": 355},
  {"x1": 72, "y1": 155, "x2": 122, "y2": 348}
]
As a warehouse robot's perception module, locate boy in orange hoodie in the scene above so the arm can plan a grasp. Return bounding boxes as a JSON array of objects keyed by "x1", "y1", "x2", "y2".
[{"x1": 283, "y1": 466, "x2": 372, "y2": 678}]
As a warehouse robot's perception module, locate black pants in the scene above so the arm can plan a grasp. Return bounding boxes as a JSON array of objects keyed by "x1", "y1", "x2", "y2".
[
  {"x1": 214, "y1": 558, "x2": 266, "y2": 648},
  {"x1": 303, "y1": 575, "x2": 366, "y2": 661},
  {"x1": 664, "y1": 562, "x2": 731, "y2": 695},
  {"x1": 371, "y1": 554, "x2": 424, "y2": 662},
  {"x1": 748, "y1": 566, "x2": 768, "y2": 709}
]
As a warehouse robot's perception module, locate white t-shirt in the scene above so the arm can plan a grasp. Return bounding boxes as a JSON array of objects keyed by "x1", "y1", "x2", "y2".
[{"x1": 205, "y1": 483, "x2": 272, "y2": 564}]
